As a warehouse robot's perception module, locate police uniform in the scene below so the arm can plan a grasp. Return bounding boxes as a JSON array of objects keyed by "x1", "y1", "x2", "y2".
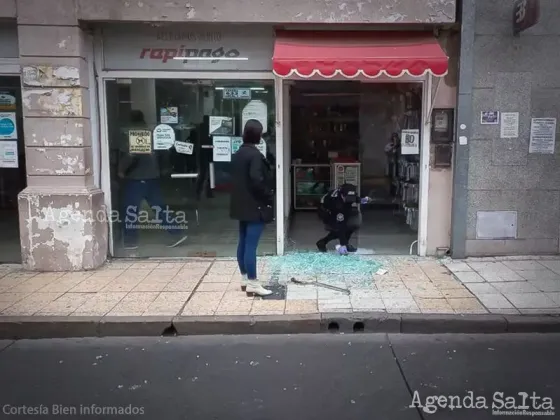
[{"x1": 316, "y1": 183, "x2": 363, "y2": 252}]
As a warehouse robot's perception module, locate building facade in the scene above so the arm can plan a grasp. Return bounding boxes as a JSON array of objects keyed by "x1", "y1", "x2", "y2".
[
  {"x1": 451, "y1": 0, "x2": 560, "y2": 258},
  {"x1": 1, "y1": 0, "x2": 464, "y2": 271}
]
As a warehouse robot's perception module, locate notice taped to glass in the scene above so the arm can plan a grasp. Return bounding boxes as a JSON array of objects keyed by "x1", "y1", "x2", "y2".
[
  {"x1": 401, "y1": 129, "x2": 420, "y2": 155},
  {"x1": 128, "y1": 130, "x2": 152, "y2": 154},
  {"x1": 529, "y1": 118, "x2": 557, "y2": 154}
]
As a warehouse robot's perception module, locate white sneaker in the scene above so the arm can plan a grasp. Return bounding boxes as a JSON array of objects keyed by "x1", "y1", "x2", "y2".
[
  {"x1": 240, "y1": 274, "x2": 248, "y2": 291},
  {"x1": 246, "y1": 281, "x2": 272, "y2": 297}
]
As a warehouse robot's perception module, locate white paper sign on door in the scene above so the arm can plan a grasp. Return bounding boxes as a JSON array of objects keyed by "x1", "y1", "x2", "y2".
[
  {"x1": 212, "y1": 136, "x2": 231, "y2": 162},
  {"x1": 529, "y1": 118, "x2": 556, "y2": 154},
  {"x1": 128, "y1": 130, "x2": 152, "y2": 154},
  {"x1": 242, "y1": 100, "x2": 268, "y2": 134},
  {"x1": 401, "y1": 129, "x2": 420, "y2": 155},
  {"x1": 174, "y1": 141, "x2": 194, "y2": 155},
  {"x1": 0, "y1": 141, "x2": 18, "y2": 168},
  {"x1": 153, "y1": 124, "x2": 175, "y2": 150},
  {"x1": 209, "y1": 116, "x2": 233, "y2": 136},
  {"x1": 500, "y1": 112, "x2": 519, "y2": 138}
]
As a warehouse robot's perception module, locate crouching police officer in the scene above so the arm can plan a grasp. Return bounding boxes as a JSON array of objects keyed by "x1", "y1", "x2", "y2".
[{"x1": 316, "y1": 183, "x2": 372, "y2": 255}]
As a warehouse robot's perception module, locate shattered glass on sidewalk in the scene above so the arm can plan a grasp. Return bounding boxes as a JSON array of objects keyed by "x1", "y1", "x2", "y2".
[{"x1": 266, "y1": 251, "x2": 383, "y2": 287}]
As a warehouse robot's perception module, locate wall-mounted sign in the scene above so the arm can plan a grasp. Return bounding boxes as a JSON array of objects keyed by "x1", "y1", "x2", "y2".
[
  {"x1": 153, "y1": 124, "x2": 175, "y2": 150},
  {"x1": 101, "y1": 24, "x2": 274, "y2": 72},
  {"x1": 0, "y1": 112, "x2": 17, "y2": 139},
  {"x1": 213, "y1": 136, "x2": 231, "y2": 162},
  {"x1": 401, "y1": 129, "x2": 420, "y2": 155},
  {"x1": 242, "y1": 100, "x2": 268, "y2": 134},
  {"x1": 500, "y1": 112, "x2": 519, "y2": 138},
  {"x1": 128, "y1": 129, "x2": 152, "y2": 154},
  {"x1": 529, "y1": 117, "x2": 556, "y2": 154},
  {"x1": 481, "y1": 111, "x2": 499, "y2": 125},
  {"x1": 160, "y1": 107, "x2": 178, "y2": 124},
  {"x1": 223, "y1": 88, "x2": 251, "y2": 100},
  {"x1": 513, "y1": 0, "x2": 540, "y2": 35},
  {"x1": 0, "y1": 141, "x2": 18, "y2": 168}
]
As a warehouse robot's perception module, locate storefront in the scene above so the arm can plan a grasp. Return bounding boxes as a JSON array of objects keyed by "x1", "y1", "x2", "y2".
[
  {"x1": 271, "y1": 31, "x2": 452, "y2": 256},
  {"x1": 96, "y1": 23, "x2": 454, "y2": 259},
  {"x1": 96, "y1": 24, "x2": 278, "y2": 258}
]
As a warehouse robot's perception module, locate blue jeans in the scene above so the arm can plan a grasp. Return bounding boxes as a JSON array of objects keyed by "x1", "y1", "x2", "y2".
[
  {"x1": 237, "y1": 221, "x2": 265, "y2": 280},
  {"x1": 122, "y1": 179, "x2": 181, "y2": 246}
]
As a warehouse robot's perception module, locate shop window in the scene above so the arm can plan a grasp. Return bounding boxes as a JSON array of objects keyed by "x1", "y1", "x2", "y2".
[{"x1": 105, "y1": 79, "x2": 276, "y2": 258}]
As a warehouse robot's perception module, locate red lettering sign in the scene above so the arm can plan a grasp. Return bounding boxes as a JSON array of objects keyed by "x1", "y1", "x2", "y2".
[{"x1": 138, "y1": 47, "x2": 241, "y2": 63}]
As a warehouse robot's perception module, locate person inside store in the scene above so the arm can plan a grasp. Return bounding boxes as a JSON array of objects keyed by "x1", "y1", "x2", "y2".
[
  {"x1": 316, "y1": 183, "x2": 372, "y2": 255},
  {"x1": 118, "y1": 110, "x2": 188, "y2": 250},
  {"x1": 230, "y1": 119, "x2": 275, "y2": 297}
]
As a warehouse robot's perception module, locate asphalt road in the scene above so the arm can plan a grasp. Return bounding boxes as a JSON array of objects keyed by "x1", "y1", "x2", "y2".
[{"x1": 0, "y1": 334, "x2": 558, "y2": 420}]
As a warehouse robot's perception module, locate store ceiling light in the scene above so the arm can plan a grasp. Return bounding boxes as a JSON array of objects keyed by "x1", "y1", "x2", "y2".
[
  {"x1": 213, "y1": 87, "x2": 265, "y2": 90},
  {"x1": 172, "y1": 57, "x2": 249, "y2": 61}
]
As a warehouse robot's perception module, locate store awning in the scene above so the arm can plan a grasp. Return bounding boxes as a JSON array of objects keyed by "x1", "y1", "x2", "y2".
[{"x1": 272, "y1": 31, "x2": 448, "y2": 79}]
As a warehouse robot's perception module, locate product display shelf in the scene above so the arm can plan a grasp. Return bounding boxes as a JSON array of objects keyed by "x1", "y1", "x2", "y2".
[
  {"x1": 292, "y1": 164, "x2": 331, "y2": 210},
  {"x1": 396, "y1": 156, "x2": 420, "y2": 231}
]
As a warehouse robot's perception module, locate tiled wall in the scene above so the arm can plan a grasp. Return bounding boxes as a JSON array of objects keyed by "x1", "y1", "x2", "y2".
[{"x1": 467, "y1": 0, "x2": 560, "y2": 255}]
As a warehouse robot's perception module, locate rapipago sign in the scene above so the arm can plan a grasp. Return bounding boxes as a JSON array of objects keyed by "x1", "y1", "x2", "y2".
[{"x1": 513, "y1": 0, "x2": 540, "y2": 35}]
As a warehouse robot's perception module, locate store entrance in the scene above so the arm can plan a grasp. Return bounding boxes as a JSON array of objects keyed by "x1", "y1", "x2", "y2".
[
  {"x1": 0, "y1": 76, "x2": 25, "y2": 262},
  {"x1": 287, "y1": 81, "x2": 422, "y2": 255}
]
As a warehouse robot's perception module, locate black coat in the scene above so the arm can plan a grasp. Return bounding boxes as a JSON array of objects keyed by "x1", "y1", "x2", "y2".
[{"x1": 229, "y1": 144, "x2": 274, "y2": 223}]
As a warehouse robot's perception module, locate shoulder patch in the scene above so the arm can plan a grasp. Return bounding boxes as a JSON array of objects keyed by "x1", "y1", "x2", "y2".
[{"x1": 336, "y1": 213, "x2": 345, "y2": 222}]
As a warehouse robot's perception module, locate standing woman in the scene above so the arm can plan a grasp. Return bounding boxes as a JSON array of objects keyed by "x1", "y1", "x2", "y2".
[{"x1": 230, "y1": 119, "x2": 274, "y2": 297}]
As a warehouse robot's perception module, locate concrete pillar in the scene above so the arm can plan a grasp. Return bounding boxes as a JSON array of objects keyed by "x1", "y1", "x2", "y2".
[{"x1": 16, "y1": 0, "x2": 107, "y2": 271}]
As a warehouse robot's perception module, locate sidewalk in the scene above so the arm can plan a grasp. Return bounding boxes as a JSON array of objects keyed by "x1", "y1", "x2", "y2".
[{"x1": 0, "y1": 255, "x2": 559, "y2": 338}]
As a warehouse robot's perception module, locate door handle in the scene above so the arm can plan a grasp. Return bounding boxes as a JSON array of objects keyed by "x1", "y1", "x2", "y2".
[{"x1": 170, "y1": 173, "x2": 199, "y2": 179}]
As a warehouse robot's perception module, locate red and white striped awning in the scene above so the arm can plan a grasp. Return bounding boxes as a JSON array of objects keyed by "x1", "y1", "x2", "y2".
[{"x1": 273, "y1": 30, "x2": 449, "y2": 79}]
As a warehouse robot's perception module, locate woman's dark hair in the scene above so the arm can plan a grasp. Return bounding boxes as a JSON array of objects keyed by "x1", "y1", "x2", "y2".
[{"x1": 243, "y1": 119, "x2": 263, "y2": 144}]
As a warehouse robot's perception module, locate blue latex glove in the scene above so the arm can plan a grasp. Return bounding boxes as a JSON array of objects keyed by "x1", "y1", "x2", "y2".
[
  {"x1": 360, "y1": 197, "x2": 371, "y2": 205},
  {"x1": 337, "y1": 245, "x2": 348, "y2": 255}
]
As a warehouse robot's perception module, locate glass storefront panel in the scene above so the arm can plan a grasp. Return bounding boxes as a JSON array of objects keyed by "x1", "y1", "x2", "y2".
[
  {"x1": 0, "y1": 76, "x2": 25, "y2": 263},
  {"x1": 106, "y1": 78, "x2": 277, "y2": 258}
]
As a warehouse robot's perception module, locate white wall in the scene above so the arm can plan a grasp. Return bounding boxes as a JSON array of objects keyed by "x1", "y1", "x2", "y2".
[{"x1": 425, "y1": 31, "x2": 459, "y2": 255}]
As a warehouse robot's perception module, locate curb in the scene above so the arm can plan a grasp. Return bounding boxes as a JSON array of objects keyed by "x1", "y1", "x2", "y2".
[{"x1": 0, "y1": 313, "x2": 559, "y2": 339}]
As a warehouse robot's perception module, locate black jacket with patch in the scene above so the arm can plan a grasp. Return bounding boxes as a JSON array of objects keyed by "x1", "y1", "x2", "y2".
[{"x1": 318, "y1": 188, "x2": 361, "y2": 230}]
